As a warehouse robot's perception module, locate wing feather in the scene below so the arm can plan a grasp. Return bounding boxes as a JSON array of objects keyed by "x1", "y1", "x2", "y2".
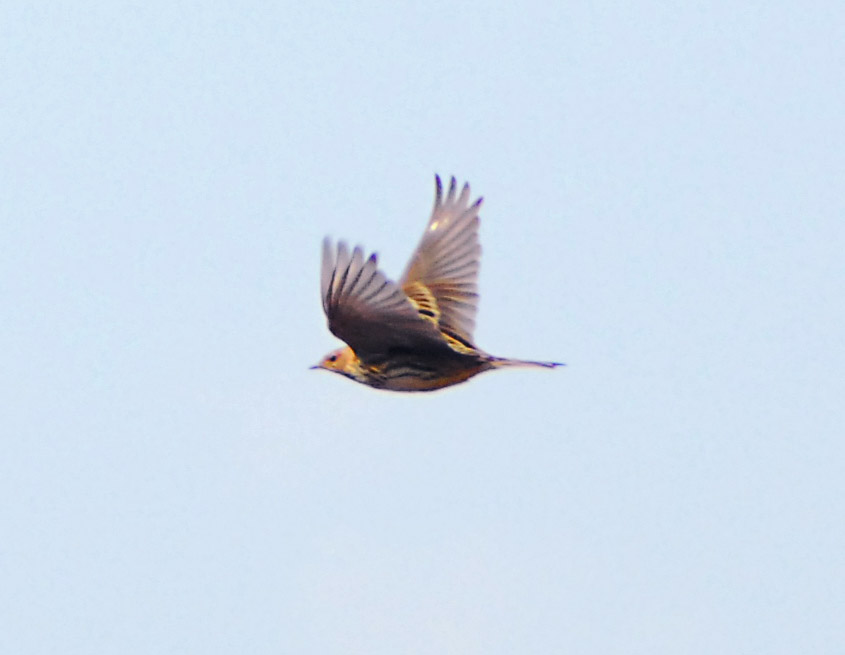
[
  {"x1": 320, "y1": 238, "x2": 450, "y2": 359},
  {"x1": 400, "y1": 175, "x2": 482, "y2": 343}
]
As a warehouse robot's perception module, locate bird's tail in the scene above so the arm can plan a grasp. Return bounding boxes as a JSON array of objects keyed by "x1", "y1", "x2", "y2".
[{"x1": 488, "y1": 356, "x2": 564, "y2": 369}]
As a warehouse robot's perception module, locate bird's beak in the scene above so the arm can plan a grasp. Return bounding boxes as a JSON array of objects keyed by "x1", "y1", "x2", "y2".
[{"x1": 309, "y1": 364, "x2": 321, "y2": 370}]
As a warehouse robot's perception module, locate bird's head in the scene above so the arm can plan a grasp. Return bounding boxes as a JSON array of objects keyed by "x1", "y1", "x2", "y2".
[{"x1": 311, "y1": 346, "x2": 357, "y2": 376}]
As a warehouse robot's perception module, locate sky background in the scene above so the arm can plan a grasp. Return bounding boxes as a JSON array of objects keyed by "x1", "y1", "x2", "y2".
[{"x1": 2, "y1": 1, "x2": 844, "y2": 653}]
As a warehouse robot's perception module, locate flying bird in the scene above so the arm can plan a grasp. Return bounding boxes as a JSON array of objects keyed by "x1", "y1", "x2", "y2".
[{"x1": 313, "y1": 175, "x2": 563, "y2": 391}]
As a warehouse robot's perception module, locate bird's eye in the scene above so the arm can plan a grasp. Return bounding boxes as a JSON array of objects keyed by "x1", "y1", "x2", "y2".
[{"x1": 328, "y1": 355, "x2": 337, "y2": 362}]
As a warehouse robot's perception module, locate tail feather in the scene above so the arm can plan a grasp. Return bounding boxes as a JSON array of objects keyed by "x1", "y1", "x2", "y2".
[{"x1": 489, "y1": 356, "x2": 564, "y2": 369}]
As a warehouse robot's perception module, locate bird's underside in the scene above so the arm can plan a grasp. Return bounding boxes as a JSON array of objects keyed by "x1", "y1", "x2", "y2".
[
  {"x1": 313, "y1": 175, "x2": 562, "y2": 391},
  {"x1": 354, "y1": 346, "x2": 493, "y2": 391}
]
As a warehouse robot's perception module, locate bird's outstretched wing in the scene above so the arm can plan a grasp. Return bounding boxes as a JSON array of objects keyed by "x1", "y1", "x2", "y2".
[
  {"x1": 400, "y1": 175, "x2": 482, "y2": 345},
  {"x1": 321, "y1": 238, "x2": 449, "y2": 358}
]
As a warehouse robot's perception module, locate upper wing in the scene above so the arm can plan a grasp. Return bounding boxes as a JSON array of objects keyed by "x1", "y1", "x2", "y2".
[
  {"x1": 399, "y1": 175, "x2": 482, "y2": 344},
  {"x1": 320, "y1": 238, "x2": 449, "y2": 358}
]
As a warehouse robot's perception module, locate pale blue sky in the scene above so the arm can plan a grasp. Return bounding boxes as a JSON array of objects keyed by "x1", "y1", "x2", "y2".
[{"x1": 2, "y1": 2, "x2": 844, "y2": 653}]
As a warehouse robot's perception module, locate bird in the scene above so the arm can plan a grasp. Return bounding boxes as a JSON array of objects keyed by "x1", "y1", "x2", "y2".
[{"x1": 312, "y1": 175, "x2": 563, "y2": 392}]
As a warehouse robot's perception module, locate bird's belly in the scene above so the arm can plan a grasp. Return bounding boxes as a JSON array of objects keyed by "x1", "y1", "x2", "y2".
[
  {"x1": 384, "y1": 366, "x2": 484, "y2": 391},
  {"x1": 367, "y1": 353, "x2": 491, "y2": 392}
]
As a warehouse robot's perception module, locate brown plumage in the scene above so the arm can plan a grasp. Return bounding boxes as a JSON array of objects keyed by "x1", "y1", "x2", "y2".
[{"x1": 312, "y1": 175, "x2": 563, "y2": 391}]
